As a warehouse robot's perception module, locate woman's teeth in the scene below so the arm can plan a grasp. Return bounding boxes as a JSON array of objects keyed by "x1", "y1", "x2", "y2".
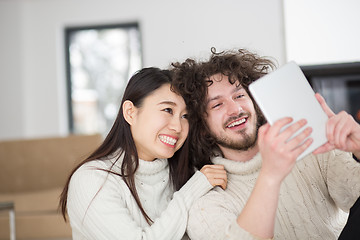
[{"x1": 159, "y1": 135, "x2": 177, "y2": 146}]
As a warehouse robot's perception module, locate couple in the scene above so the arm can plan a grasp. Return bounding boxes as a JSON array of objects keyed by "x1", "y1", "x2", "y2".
[{"x1": 59, "y1": 48, "x2": 360, "y2": 239}]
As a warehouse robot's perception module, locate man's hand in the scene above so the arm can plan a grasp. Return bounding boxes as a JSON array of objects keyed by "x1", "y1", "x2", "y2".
[
  {"x1": 258, "y1": 117, "x2": 313, "y2": 184},
  {"x1": 313, "y1": 93, "x2": 360, "y2": 158}
]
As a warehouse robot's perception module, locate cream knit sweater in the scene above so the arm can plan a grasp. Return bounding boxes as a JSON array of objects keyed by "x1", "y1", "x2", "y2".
[
  {"x1": 187, "y1": 150, "x2": 360, "y2": 240},
  {"x1": 67, "y1": 155, "x2": 212, "y2": 240}
]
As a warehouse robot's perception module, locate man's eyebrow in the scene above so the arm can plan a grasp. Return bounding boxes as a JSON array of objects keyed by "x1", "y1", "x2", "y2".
[
  {"x1": 207, "y1": 95, "x2": 221, "y2": 105},
  {"x1": 206, "y1": 85, "x2": 244, "y2": 105},
  {"x1": 234, "y1": 85, "x2": 244, "y2": 93}
]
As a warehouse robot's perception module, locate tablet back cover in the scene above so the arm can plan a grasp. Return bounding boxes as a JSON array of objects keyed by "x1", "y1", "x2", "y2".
[{"x1": 249, "y1": 61, "x2": 328, "y2": 160}]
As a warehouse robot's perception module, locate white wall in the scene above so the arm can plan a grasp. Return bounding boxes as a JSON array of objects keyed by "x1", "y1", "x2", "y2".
[
  {"x1": 284, "y1": 0, "x2": 360, "y2": 65},
  {"x1": 0, "y1": 0, "x2": 24, "y2": 139},
  {"x1": 0, "y1": 0, "x2": 285, "y2": 140}
]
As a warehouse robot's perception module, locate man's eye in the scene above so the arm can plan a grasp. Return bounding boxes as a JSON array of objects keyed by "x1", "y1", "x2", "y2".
[
  {"x1": 235, "y1": 94, "x2": 245, "y2": 99},
  {"x1": 212, "y1": 103, "x2": 222, "y2": 109},
  {"x1": 163, "y1": 108, "x2": 173, "y2": 114}
]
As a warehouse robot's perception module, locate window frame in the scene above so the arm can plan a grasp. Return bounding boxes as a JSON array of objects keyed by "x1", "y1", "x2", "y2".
[{"x1": 64, "y1": 22, "x2": 142, "y2": 133}]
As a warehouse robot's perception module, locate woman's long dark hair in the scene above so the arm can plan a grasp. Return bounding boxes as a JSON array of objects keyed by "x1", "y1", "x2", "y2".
[{"x1": 59, "y1": 67, "x2": 194, "y2": 224}]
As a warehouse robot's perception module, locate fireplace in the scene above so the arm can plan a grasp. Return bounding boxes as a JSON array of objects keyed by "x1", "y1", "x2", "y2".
[{"x1": 301, "y1": 62, "x2": 360, "y2": 124}]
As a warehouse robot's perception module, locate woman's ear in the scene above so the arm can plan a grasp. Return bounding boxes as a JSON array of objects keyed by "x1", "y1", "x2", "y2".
[{"x1": 123, "y1": 100, "x2": 137, "y2": 125}]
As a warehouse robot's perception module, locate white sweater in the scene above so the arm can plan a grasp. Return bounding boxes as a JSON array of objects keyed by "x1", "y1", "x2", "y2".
[
  {"x1": 187, "y1": 150, "x2": 360, "y2": 240},
  {"x1": 67, "y1": 155, "x2": 212, "y2": 240}
]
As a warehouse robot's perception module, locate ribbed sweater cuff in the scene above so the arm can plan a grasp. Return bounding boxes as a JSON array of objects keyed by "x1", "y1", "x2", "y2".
[{"x1": 177, "y1": 170, "x2": 213, "y2": 209}]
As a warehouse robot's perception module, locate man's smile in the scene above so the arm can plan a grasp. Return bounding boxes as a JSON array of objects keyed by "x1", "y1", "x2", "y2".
[{"x1": 226, "y1": 117, "x2": 247, "y2": 128}]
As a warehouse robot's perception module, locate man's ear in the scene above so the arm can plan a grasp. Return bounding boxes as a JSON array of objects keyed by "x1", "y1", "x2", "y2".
[{"x1": 123, "y1": 100, "x2": 137, "y2": 125}]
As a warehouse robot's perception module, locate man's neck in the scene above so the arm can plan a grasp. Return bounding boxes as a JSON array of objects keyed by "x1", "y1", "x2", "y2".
[{"x1": 220, "y1": 144, "x2": 259, "y2": 162}]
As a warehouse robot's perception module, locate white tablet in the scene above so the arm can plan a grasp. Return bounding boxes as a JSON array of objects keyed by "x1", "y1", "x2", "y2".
[{"x1": 249, "y1": 61, "x2": 328, "y2": 160}]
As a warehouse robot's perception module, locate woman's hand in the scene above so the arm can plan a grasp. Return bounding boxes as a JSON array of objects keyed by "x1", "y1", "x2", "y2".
[
  {"x1": 258, "y1": 117, "x2": 313, "y2": 184},
  {"x1": 200, "y1": 165, "x2": 227, "y2": 190},
  {"x1": 313, "y1": 93, "x2": 360, "y2": 158}
]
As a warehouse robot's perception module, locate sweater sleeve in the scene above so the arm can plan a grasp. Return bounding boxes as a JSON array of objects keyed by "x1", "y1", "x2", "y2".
[
  {"x1": 67, "y1": 163, "x2": 212, "y2": 240},
  {"x1": 187, "y1": 189, "x2": 262, "y2": 240},
  {"x1": 320, "y1": 150, "x2": 360, "y2": 211}
]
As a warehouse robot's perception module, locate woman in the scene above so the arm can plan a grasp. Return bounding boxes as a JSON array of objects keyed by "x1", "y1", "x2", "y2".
[{"x1": 59, "y1": 67, "x2": 227, "y2": 240}]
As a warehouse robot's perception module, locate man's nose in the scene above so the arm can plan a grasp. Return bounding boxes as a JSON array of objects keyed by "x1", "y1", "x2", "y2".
[{"x1": 226, "y1": 100, "x2": 242, "y2": 116}]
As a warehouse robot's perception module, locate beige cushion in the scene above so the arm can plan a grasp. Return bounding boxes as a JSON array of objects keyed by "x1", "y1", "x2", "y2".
[
  {"x1": 0, "y1": 134, "x2": 102, "y2": 193},
  {"x1": 0, "y1": 213, "x2": 71, "y2": 240},
  {"x1": 0, "y1": 134, "x2": 102, "y2": 239}
]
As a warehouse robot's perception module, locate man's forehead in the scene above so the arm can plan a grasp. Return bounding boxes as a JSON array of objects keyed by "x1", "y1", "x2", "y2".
[
  {"x1": 207, "y1": 75, "x2": 244, "y2": 90},
  {"x1": 207, "y1": 73, "x2": 243, "y2": 86},
  {"x1": 206, "y1": 80, "x2": 245, "y2": 103}
]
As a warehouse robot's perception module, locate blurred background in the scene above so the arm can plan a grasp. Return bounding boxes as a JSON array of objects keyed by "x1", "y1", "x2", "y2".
[
  {"x1": 0, "y1": 0, "x2": 359, "y2": 140},
  {"x1": 0, "y1": 1, "x2": 359, "y2": 239}
]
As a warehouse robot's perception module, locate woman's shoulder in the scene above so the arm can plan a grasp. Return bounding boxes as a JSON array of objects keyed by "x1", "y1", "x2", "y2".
[
  {"x1": 67, "y1": 157, "x2": 131, "y2": 216},
  {"x1": 77, "y1": 153, "x2": 123, "y2": 173},
  {"x1": 71, "y1": 156, "x2": 123, "y2": 186}
]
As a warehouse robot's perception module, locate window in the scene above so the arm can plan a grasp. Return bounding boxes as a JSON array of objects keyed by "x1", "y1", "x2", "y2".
[{"x1": 65, "y1": 23, "x2": 142, "y2": 135}]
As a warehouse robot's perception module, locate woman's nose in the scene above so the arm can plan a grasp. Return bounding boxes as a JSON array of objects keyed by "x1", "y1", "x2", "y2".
[{"x1": 169, "y1": 116, "x2": 182, "y2": 133}]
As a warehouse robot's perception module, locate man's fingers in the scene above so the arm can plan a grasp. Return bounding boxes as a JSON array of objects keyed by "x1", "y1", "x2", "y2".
[
  {"x1": 292, "y1": 137, "x2": 313, "y2": 157},
  {"x1": 312, "y1": 142, "x2": 335, "y2": 155},
  {"x1": 280, "y1": 119, "x2": 308, "y2": 143},
  {"x1": 286, "y1": 126, "x2": 312, "y2": 151},
  {"x1": 267, "y1": 117, "x2": 294, "y2": 139},
  {"x1": 315, "y1": 93, "x2": 335, "y2": 118}
]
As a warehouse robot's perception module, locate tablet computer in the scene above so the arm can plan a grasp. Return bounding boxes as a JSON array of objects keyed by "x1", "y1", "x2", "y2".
[{"x1": 249, "y1": 61, "x2": 328, "y2": 160}]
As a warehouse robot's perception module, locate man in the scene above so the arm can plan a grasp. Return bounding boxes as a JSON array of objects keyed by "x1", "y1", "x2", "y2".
[{"x1": 171, "y1": 49, "x2": 360, "y2": 240}]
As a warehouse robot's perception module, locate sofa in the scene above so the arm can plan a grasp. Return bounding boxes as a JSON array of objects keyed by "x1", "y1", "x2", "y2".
[{"x1": 0, "y1": 134, "x2": 103, "y2": 240}]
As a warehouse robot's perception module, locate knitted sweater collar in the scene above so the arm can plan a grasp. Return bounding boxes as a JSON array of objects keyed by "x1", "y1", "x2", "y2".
[
  {"x1": 109, "y1": 151, "x2": 168, "y2": 176},
  {"x1": 136, "y1": 158, "x2": 168, "y2": 175},
  {"x1": 211, "y1": 152, "x2": 262, "y2": 175}
]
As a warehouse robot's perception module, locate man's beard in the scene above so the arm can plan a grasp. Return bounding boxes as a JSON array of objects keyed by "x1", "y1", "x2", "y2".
[{"x1": 213, "y1": 111, "x2": 263, "y2": 151}]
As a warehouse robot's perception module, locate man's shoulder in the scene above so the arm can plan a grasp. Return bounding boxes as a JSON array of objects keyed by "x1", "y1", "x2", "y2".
[
  {"x1": 190, "y1": 186, "x2": 237, "y2": 212},
  {"x1": 187, "y1": 186, "x2": 239, "y2": 240},
  {"x1": 300, "y1": 149, "x2": 353, "y2": 165}
]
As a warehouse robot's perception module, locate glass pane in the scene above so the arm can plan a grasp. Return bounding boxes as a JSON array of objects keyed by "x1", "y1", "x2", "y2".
[
  {"x1": 347, "y1": 80, "x2": 360, "y2": 123},
  {"x1": 67, "y1": 24, "x2": 142, "y2": 135}
]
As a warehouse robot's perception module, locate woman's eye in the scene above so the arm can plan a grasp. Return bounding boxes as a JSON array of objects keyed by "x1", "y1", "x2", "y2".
[
  {"x1": 163, "y1": 108, "x2": 173, "y2": 114},
  {"x1": 235, "y1": 94, "x2": 245, "y2": 99},
  {"x1": 181, "y1": 113, "x2": 188, "y2": 119}
]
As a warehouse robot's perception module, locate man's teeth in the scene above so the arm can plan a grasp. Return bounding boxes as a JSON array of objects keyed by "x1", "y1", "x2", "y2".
[
  {"x1": 227, "y1": 118, "x2": 246, "y2": 128},
  {"x1": 159, "y1": 136, "x2": 177, "y2": 145}
]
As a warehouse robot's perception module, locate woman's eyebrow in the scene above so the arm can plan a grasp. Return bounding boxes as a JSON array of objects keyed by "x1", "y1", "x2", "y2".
[{"x1": 158, "y1": 101, "x2": 177, "y2": 106}]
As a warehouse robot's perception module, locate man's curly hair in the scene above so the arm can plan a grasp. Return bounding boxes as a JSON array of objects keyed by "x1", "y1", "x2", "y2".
[{"x1": 171, "y1": 48, "x2": 276, "y2": 169}]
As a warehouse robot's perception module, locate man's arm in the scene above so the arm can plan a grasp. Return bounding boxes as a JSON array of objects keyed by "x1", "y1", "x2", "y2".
[
  {"x1": 187, "y1": 189, "x2": 257, "y2": 240},
  {"x1": 236, "y1": 117, "x2": 313, "y2": 239}
]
